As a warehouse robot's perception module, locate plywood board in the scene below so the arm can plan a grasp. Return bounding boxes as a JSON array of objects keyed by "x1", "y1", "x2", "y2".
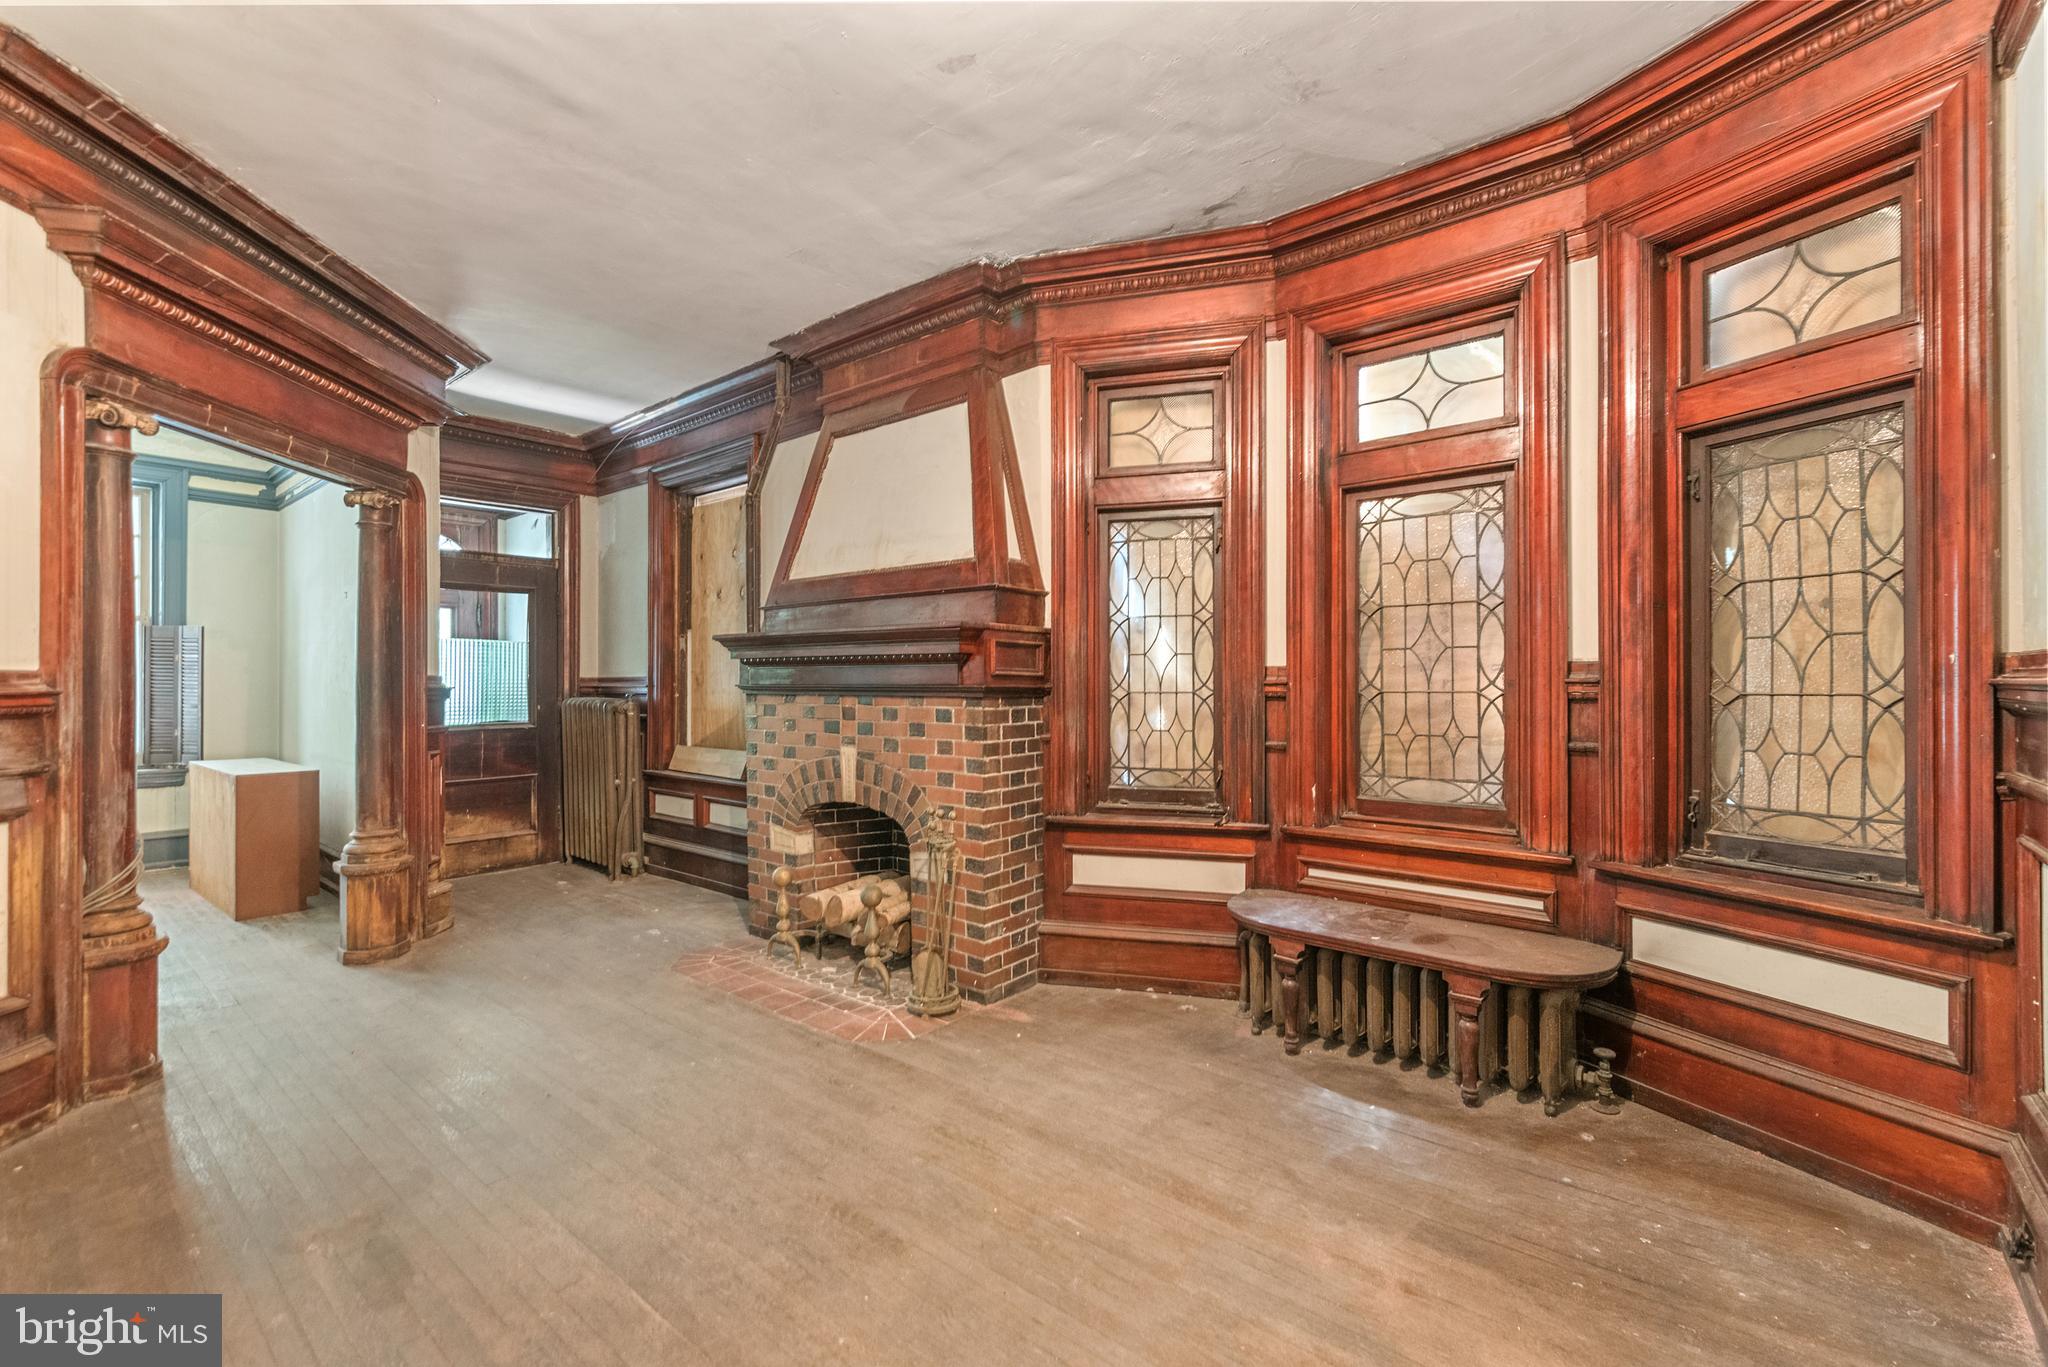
[{"x1": 688, "y1": 492, "x2": 747, "y2": 750}]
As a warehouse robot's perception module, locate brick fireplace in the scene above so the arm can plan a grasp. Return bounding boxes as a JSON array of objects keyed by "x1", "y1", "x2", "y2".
[{"x1": 746, "y1": 693, "x2": 1046, "y2": 1002}]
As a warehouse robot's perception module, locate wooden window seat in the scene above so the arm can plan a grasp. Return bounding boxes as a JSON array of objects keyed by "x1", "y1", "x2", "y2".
[{"x1": 1228, "y1": 890, "x2": 1622, "y2": 1113}]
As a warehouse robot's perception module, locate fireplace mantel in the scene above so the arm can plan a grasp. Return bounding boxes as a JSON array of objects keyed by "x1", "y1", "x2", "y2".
[{"x1": 718, "y1": 621, "x2": 1048, "y2": 696}]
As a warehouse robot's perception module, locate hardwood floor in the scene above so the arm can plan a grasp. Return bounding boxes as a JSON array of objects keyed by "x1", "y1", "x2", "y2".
[{"x1": 0, "y1": 865, "x2": 2035, "y2": 1366}]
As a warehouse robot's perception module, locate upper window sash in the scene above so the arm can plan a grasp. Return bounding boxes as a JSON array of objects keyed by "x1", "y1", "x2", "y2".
[
  {"x1": 1681, "y1": 173, "x2": 1919, "y2": 387},
  {"x1": 1340, "y1": 316, "x2": 1518, "y2": 457}
]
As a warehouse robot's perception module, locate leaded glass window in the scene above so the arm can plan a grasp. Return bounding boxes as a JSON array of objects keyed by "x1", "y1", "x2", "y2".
[
  {"x1": 1107, "y1": 514, "x2": 1219, "y2": 799},
  {"x1": 1704, "y1": 203, "x2": 1903, "y2": 369},
  {"x1": 1356, "y1": 483, "x2": 1507, "y2": 807},
  {"x1": 1357, "y1": 334, "x2": 1506, "y2": 443},
  {"x1": 1107, "y1": 392, "x2": 1215, "y2": 468},
  {"x1": 1700, "y1": 404, "x2": 1908, "y2": 866}
]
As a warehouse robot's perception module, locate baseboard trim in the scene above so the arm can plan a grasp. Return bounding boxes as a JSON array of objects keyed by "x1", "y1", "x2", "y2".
[
  {"x1": 141, "y1": 829, "x2": 188, "y2": 869},
  {"x1": 1587, "y1": 1000, "x2": 2012, "y2": 1242}
]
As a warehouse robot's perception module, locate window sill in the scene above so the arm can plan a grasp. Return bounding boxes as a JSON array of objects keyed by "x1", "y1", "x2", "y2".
[
  {"x1": 1592, "y1": 860, "x2": 2008, "y2": 951},
  {"x1": 1282, "y1": 822, "x2": 1574, "y2": 871},
  {"x1": 136, "y1": 767, "x2": 186, "y2": 791},
  {"x1": 1048, "y1": 812, "x2": 1270, "y2": 839}
]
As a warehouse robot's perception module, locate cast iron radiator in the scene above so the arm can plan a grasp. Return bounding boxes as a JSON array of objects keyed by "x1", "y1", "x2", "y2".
[{"x1": 562, "y1": 696, "x2": 643, "y2": 879}]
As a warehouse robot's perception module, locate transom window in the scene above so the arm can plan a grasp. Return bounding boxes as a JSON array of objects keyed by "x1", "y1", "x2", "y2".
[{"x1": 1703, "y1": 201, "x2": 1904, "y2": 370}]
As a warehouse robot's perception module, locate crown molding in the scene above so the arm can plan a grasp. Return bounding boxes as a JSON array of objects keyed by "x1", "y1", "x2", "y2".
[
  {"x1": 0, "y1": 23, "x2": 487, "y2": 381},
  {"x1": 1996, "y1": 0, "x2": 2045, "y2": 72},
  {"x1": 77, "y1": 261, "x2": 416, "y2": 428}
]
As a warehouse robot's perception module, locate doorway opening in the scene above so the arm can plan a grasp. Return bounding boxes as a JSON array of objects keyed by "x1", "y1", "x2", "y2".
[
  {"x1": 437, "y1": 498, "x2": 564, "y2": 876},
  {"x1": 128, "y1": 420, "x2": 360, "y2": 974}
]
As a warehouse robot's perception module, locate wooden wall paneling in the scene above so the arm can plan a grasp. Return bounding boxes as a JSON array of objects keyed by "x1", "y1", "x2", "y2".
[{"x1": 642, "y1": 768, "x2": 747, "y2": 895}]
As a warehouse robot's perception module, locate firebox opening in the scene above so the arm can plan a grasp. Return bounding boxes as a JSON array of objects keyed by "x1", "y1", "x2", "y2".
[{"x1": 789, "y1": 802, "x2": 915, "y2": 960}]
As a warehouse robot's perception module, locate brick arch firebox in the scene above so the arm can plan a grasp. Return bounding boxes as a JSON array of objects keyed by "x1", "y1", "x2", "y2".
[{"x1": 743, "y1": 695, "x2": 1047, "y2": 1003}]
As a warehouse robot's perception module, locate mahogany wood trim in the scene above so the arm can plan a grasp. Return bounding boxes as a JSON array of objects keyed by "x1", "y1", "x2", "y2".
[
  {"x1": 1040, "y1": 919, "x2": 1240, "y2": 948},
  {"x1": 441, "y1": 416, "x2": 597, "y2": 499},
  {"x1": 1595, "y1": 860, "x2": 2011, "y2": 950},
  {"x1": 1996, "y1": 0, "x2": 2046, "y2": 73},
  {"x1": 1287, "y1": 240, "x2": 1571, "y2": 858},
  {"x1": 1047, "y1": 321, "x2": 1264, "y2": 825},
  {"x1": 1599, "y1": 61, "x2": 1998, "y2": 930}
]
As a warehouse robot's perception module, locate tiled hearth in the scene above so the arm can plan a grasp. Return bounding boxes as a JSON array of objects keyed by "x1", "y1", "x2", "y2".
[
  {"x1": 672, "y1": 938, "x2": 963, "y2": 1043},
  {"x1": 745, "y1": 693, "x2": 1046, "y2": 1002}
]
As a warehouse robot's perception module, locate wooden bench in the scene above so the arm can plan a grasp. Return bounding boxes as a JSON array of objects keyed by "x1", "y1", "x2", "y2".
[{"x1": 1228, "y1": 890, "x2": 1623, "y2": 1114}]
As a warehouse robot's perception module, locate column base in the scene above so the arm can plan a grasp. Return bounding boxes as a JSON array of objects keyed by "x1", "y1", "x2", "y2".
[
  {"x1": 82, "y1": 924, "x2": 168, "y2": 1099},
  {"x1": 337, "y1": 829, "x2": 413, "y2": 965}
]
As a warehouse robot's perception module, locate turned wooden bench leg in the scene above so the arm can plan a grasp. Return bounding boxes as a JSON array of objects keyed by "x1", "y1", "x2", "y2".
[
  {"x1": 1272, "y1": 938, "x2": 1307, "y2": 1055},
  {"x1": 1444, "y1": 973, "x2": 1490, "y2": 1107}
]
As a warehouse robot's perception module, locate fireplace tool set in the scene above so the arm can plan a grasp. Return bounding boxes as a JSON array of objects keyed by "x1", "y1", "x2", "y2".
[{"x1": 763, "y1": 806, "x2": 961, "y2": 1016}]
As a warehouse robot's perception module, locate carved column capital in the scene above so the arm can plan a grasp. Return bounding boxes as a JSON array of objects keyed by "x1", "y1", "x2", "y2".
[
  {"x1": 82, "y1": 397, "x2": 159, "y2": 434},
  {"x1": 344, "y1": 487, "x2": 406, "y2": 513}
]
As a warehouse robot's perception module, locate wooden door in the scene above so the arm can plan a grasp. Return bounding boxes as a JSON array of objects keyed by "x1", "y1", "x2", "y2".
[{"x1": 438, "y1": 551, "x2": 562, "y2": 875}]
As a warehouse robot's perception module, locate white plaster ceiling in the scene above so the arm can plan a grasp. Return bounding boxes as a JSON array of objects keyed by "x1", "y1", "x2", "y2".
[{"x1": 2, "y1": 2, "x2": 1736, "y2": 432}]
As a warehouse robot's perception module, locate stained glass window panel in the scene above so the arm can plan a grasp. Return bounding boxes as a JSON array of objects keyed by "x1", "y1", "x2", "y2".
[
  {"x1": 1107, "y1": 515, "x2": 1220, "y2": 798},
  {"x1": 1703, "y1": 405, "x2": 1908, "y2": 860},
  {"x1": 1705, "y1": 203, "x2": 1903, "y2": 369},
  {"x1": 1107, "y1": 392, "x2": 1215, "y2": 468},
  {"x1": 1357, "y1": 334, "x2": 1506, "y2": 443},
  {"x1": 1356, "y1": 483, "x2": 1507, "y2": 808}
]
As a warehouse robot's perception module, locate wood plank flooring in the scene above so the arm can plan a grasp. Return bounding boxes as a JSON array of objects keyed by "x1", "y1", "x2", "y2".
[{"x1": 0, "y1": 865, "x2": 2036, "y2": 1366}]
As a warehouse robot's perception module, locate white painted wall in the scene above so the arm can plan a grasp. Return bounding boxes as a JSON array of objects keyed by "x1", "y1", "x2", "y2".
[
  {"x1": 760, "y1": 428, "x2": 818, "y2": 590},
  {"x1": 140, "y1": 500, "x2": 289, "y2": 839},
  {"x1": 595, "y1": 483, "x2": 648, "y2": 678},
  {"x1": 1263, "y1": 339, "x2": 1288, "y2": 667},
  {"x1": 0, "y1": 202, "x2": 85, "y2": 671},
  {"x1": 1630, "y1": 917, "x2": 1950, "y2": 1045},
  {"x1": 191, "y1": 502, "x2": 285, "y2": 764},
  {"x1": 789, "y1": 404, "x2": 975, "y2": 578},
  {"x1": 1000, "y1": 365, "x2": 1053, "y2": 577},
  {"x1": 279, "y1": 483, "x2": 359, "y2": 851},
  {"x1": 2004, "y1": 41, "x2": 2048, "y2": 652},
  {"x1": 1567, "y1": 255, "x2": 1602, "y2": 661}
]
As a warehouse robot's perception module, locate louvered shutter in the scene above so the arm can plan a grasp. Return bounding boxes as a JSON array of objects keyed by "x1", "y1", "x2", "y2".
[{"x1": 140, "y1": 624, "x2": 202, "y2": 768}]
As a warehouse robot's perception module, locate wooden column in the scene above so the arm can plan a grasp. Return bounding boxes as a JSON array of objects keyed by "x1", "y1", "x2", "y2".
[
  {"x1": 79, "y1": 399, "x2": 167, "y2": 1098},
  {"x1": 336, "y1": 488, "x2": 414, "y2": 964}
]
